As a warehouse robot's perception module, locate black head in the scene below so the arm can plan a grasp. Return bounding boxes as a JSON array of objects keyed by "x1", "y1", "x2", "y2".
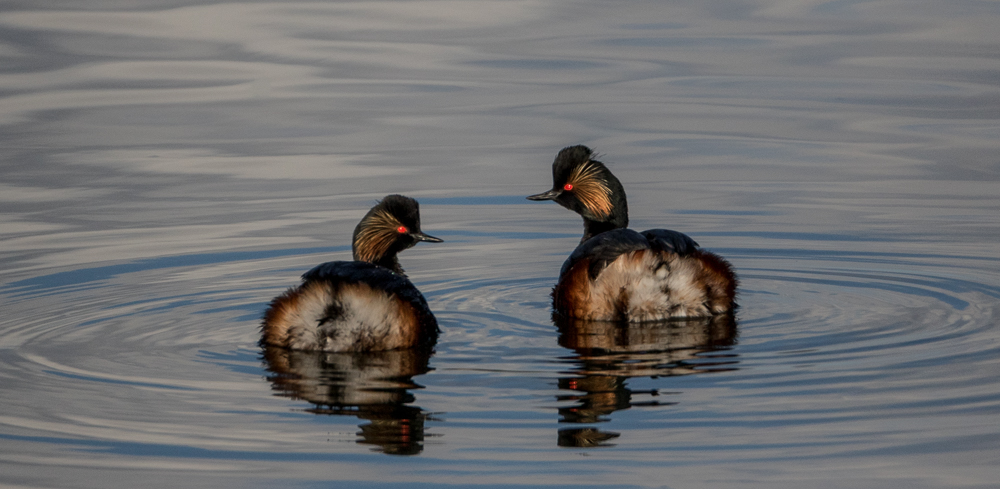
[
  {"x1": 527, "y1": 145, "x2": 629, "y2": 241},
  {"x1": 352, "y1": 194, "x2": 442, "y2": 274}
]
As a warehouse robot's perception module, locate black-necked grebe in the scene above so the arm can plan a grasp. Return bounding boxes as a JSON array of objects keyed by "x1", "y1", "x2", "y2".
[
  {"x1": 261, "y1": 195, "x2": 442, "y2": 352},
  {"x1": 527, "y1": 145, "x2": 737, "y2": 321}
]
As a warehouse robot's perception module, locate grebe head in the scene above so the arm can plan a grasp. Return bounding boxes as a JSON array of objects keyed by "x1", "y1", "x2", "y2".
[
  {"x1": 527, "y1": 145, "x2": 629, "y2": 241},
  {"x1": 352, "y1": 194, "x2": 441, "y2": 274}
]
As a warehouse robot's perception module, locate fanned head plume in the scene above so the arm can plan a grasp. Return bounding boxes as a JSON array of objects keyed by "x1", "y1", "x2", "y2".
[
  {"x1": 354, "y1": 207, "x2": 405, "y2": 264},
  {"x1": 565, "y1": 157, "x2": 614, "y2": 220},
  {"x1": 527, "y1": 145, "x2": 629, "y2": 241},
  {"x1": 352, "y1": 195, "x2": 442, "y2": 274}
]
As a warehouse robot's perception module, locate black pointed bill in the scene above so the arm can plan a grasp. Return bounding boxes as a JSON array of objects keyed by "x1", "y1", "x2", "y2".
[
  {"x1": 526, "y1": 189, "x2": 561, "y2": 201},
  {"x1": 413, "y1": 231, "x2": 443, "y2": 243}
]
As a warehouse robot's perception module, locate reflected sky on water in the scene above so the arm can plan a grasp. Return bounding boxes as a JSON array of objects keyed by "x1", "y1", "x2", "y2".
[{"x1": 1, "y1": 1, "x2": 999, "y2": 487}]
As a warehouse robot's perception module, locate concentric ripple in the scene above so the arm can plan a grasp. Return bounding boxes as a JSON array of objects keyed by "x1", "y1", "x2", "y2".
[{"x1": 1, "y1": 238, "x2": 998, "y2": 479}]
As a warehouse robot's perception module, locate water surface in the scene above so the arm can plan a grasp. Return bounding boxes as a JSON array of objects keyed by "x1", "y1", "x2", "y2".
[{"x1": 1, "y1": 1, "x2": 999, "y2": 487}]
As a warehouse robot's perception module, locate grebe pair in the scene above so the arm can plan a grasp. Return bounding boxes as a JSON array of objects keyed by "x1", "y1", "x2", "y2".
[{"x1": 261, "y1": 146, "x2": 737, "y2": 352}]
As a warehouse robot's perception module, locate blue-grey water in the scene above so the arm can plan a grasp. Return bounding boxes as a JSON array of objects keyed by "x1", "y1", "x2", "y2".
[{"x1": 1, "y1": 1, "x2": 999, "y2": 487}]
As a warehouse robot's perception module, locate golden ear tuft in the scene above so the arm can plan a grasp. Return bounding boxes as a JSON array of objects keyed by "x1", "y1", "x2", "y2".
[
  {"x1": 567, "y1": 160, "x2": 613, "y2": 219},
  {"x1": 355, "y1": 209, "x2": 403, "y2": 263}
]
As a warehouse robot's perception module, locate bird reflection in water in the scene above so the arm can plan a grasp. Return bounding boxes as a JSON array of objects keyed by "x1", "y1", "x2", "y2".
[
  {"x1": 555, "y1": 313, "x2": 738, "y2": 448},
  {"x1": 262, "y1": 345, "x2": 435, "y2": 455}
]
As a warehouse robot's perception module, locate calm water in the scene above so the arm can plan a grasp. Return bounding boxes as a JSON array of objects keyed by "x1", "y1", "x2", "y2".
[{"x1": 2, "y1": 1, "x2": 999, "y2": 487}]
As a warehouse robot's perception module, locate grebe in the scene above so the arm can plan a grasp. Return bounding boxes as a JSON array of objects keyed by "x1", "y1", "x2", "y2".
[
  {"x1": 527, "y1": 145, "x2": 737, "y2": 321},
  {"x1": 261, "y1": 195, "x2": 442, "y2": 352}
]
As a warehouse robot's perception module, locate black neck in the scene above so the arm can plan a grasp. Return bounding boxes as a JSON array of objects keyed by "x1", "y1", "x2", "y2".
[{"x1": 581, "y1": 214, "x2": 627, "y2": 243}]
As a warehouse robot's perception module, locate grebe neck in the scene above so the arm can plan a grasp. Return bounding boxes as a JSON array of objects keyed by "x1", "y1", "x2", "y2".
[
  {"x1": 581, "y1": 217, "x2": 626, "y2": 243},
  {"x1": 352, "y1": 247, "x2": 405, "y2": 275},
  {"x1": 371, "y1": 254, "x2": 405, "y2": 275},
  {"x1": 580, "y1": 196, "x2": 628, "y2": 243}
]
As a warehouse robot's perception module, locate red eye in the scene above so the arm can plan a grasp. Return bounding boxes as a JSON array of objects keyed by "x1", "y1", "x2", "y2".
[
  {"x1": 563, "y1": 183, "x2": 573, "y2": 191},
  {"x1": 397, "y1": 225, "x2": 408, "y2": 233}
]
